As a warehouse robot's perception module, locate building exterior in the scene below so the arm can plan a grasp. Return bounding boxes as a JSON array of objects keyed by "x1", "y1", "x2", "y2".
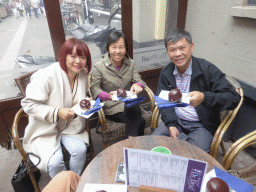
[
  {"x1": 185, "y1": 0, "x2": 256, "y2": 88},
  {"x1": 185, "y1": 0, "x2": 256, "y2": 156}
]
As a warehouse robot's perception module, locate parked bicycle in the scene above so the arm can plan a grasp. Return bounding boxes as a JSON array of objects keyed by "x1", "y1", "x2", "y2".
[
  {"x1": 70, "y1": 3, "x2": 120, "y2": 54},
  {"x1": 60, "y1": 4, "x2": 79, "y2": 35}
]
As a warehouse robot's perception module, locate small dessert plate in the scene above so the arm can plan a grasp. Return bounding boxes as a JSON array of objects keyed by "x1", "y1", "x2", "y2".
[
  {"x1": 71, "y1": 99, "x2": 104, "y2": 119},
  {"x1": 112, "y1": 91, "x2": 137, "y2": 101},
  {"x1": 158, "y1": 90, "x2": 190, "y2": 104}
]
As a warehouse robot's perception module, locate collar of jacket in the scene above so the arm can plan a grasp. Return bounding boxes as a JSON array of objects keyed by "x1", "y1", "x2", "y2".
[
  {"x1": 102, "y1": 53, "x2": 131, "y2": 67},
  {"x1": 101, "y1": 53, "x2": 131, "y2": 78},
  {"x1": 162, "y1": 56, "x2": 204, "y2": 87},
  {"x1": 53, "y1": 62, "x2": 87, "y2": 108}
]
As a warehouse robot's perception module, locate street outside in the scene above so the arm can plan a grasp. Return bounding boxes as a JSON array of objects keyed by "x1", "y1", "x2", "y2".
[
  {"x1": 0, "y1": 3, "x2": 167, "y2": 101},
  {"x1": 0, "y1": 12, "x2": 103, "y2": 100}
]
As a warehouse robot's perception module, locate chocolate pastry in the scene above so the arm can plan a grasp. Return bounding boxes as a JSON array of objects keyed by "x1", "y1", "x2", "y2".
[
  {"x1": 169, "y1": 88, "x2": 182, "y2": 102},
  {"x1": 117, "y1": 88, "x2": 127, "y2": 98},
  {"x1": 206, "y1": 177, "x2": 229, "y2": 192},
  {"x1": 80, "y1": 99, "x2": 91, "y2": 110}
]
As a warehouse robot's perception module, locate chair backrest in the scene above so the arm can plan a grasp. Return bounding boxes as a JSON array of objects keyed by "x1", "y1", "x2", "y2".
[
  {"x1": 12, "y1": 70, "x2": 37, "y2": 156},
  {"x1": 223, "y1": 131, "x2": 256, "y2": 190},
  {"x1": 88, "y1": 74, "x2": 93, "y2": 97},
  {"x1": 223, "y1": 130, "x2": 256, "y2": 169},
  {"x1": 209, "y1": 75, "x2": 244, "y2": 158},
  {"x1": 219, "y1": 75, "x2": 244, "y2": 132},
  {"x1": 15, "y1": 70, "x2": 37, "y2": 98}
]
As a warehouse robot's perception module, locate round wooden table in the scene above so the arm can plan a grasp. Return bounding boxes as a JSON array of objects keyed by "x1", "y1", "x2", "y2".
[{"x1": 77, "y1": 136, "x2": 224, "y2": 192}]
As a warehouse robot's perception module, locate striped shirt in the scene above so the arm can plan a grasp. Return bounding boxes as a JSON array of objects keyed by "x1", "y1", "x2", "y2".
[{"x1": 174, "y1": 61, "x2": 200, "y2": 121}]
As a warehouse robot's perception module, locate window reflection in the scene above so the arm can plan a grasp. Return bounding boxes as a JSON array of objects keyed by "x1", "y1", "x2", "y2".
[
  {"x1": 62, "y1": 0, "x2": 122, "y2": 65},
  {"x1": 0, "y1": 0, "x2": 54, "y2": 100},
  {"x1": 0, "y1": 0, "x2": 122, "y2": 100},
  {"x1": 248, "y1": 0, "x2": 256, "y2": 5},
  {"x1": 133, "y1": 0, "x2": 178, "y2": 71}
]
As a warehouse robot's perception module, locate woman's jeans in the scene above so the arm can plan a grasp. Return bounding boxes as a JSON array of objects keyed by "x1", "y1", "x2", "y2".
[{"x1": 47, "y1": 137, "x2": 87, "y2": 178}]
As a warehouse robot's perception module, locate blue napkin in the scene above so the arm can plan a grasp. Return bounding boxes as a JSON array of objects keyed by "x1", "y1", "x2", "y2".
[
  {"x1": 154, "y1": 95, "x2": 189, "y2": 109},
  {"x1": 214, "y1": 166, "x2": 254, "y2": 192},
  {"x1": 82, "y1": 98, "x2": 102, "y2": 116},
  {"x1": 117, "y1": 97, "x2": 145, "y2": 107}
]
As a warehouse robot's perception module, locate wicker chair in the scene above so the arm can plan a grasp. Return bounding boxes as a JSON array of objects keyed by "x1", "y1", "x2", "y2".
[
  {"x1": 12, "y1": 70, "x2": 95, "y2": 192},
  {"x1": 151, "y1": 75, "x2": 244, "y2": 159},
  {"x1": 222, "y1": 130, "x2": 256, "y2": 190},
  {"x1": 12, "y1": 70, "x2": 40, "y2": 192},
  {"x1": 88, "y1": 75, "x2": 156, "y2": 149}
]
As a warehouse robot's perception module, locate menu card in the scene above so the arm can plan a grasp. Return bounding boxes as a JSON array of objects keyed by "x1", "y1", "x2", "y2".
[
  {"x1": 83, "y1": 184, "x2": 127, "y2": 192},
  {"x1": 124, "y1": 148, "x2": 207, "y2": 192}
]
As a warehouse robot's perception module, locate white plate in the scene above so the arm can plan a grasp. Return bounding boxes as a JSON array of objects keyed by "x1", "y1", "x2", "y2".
[
  {"x1": 112, "y1": 91, "x2": 137, "y2": 101},
  {"x1": 158, "y1": 90, "x2": 190, "y2": 104},
  {"x1": 71, "y1": 99, "x2": 104, "y2": 119}
]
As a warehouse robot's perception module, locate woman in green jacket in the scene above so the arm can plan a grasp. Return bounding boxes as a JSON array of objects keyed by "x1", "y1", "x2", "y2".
[{"x1": 90, "y1": 31, "x2": 145, "y2": 136}]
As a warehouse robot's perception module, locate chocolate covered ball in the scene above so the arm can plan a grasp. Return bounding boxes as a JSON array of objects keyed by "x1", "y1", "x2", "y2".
[
  {"x1": 117, "y1": 88, "x2": 127, "y2": 98},
  {"x1": 169, "y1": 89, "x2": 182, "y2": 102},
  {"x1": 206, "y1": 177, "x2": 229, "y2": 192},
  {"x1": 80, "y1": 99, "x2": 91, "y2": 110}
]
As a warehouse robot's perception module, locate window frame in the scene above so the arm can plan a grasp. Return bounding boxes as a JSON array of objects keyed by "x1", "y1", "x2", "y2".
[
  {"x1": 231, "y1": 0, "x2": 256, "y2": 19},
  {"x1": 0, "y1": 0, "x2": 188, "y2": 149}
]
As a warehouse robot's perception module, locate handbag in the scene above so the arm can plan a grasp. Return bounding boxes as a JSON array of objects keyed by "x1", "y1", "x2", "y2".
[{"x1": 11, "y1": 153, "x2": 41, "y2": 192}]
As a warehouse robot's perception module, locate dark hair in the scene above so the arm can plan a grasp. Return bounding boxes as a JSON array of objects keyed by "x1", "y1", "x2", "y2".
[
  {"x1": 58, "y1": 38, "x2": 92, "y2": 75},
  {"x1": 106, "y1": 31, "x2": 128, "y2": 52},
  {"x1": 165, "y1": 29, "x2": 193, "y2": 48}
]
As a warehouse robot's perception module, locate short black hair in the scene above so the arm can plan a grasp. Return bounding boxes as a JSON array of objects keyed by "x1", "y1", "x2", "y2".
[
  {"x1": 106, "y1": 31, "x2": 128, "y2": 52},
  {"x1": 165, "y1": 28, "x2": 192, "y2": 48}
]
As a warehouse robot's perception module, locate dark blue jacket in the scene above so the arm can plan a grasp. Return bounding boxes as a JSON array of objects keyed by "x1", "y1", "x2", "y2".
[{"x1": 157, "y1": 56, "x2": 240, "y2": 135}]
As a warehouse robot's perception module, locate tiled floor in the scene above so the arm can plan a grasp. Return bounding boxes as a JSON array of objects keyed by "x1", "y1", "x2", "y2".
[{"x1": 1, "y1": 127, "x2": 255, "y2": 192}]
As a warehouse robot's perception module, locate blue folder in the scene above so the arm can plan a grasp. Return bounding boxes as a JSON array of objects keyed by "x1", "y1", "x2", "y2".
[
  {"x1": 117, "y1": 97, "x2": 145, "y2": 107},
  {"x1": 154, "y1": 95, "x2": 189, "y2": 109},
  {"x1": 82, "y1": 98, "x2": 102, "y2": 115},
  {"x1": 214, "y1": 166, "x2": 254, "y2": 192}
]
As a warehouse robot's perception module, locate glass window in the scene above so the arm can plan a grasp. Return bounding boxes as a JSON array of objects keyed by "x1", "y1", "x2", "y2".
[
  {"x1": 61, "y1": 0, "x2": 122, "y2": 66},
  {"x1": 0, "y1": 0, "x2": 122, "y2": 100},
  {"x1": 132, "y1": 0, "x2": 178, "y2": 71},
  {"x1": 248, "y1": 0, "x2": 256, "y2": 5},
  {"x1": 0, "y1": 0, "x2": 55, "y2": 100}
]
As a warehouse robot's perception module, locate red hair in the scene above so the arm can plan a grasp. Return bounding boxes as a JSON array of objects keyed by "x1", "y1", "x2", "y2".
[{"x1": 58, "y1": 38, "x2": 92, "y2": 75}]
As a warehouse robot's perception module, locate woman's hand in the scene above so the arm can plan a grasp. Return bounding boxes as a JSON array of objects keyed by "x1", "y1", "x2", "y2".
[
  {"x1": 58, "y1": 108, "x2": 75, "y2": 122},
  {"x1": 130, "y1": 84, "x2": 143, "y2": 95},
  {"x1": 109, "y1": 91, "x2": 115, "y2": 100}
]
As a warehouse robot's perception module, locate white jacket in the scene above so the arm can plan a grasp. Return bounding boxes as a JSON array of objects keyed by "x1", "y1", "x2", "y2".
[{"x1": 21, "y1": 62, "x2": 89, "y2": 171}]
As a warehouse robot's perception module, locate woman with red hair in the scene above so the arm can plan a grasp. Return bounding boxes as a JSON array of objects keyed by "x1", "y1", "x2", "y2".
[{"x1": 21, "y1": 38, "x2": 92, "y2": 178}]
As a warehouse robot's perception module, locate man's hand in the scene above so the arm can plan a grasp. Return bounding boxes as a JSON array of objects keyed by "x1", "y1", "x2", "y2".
[
  {"x1": 169, "y1": 126, "x2": 180, "y2": 139},
  {"x1": 189, "y1": 91, "x2": 204, "y2": 107},
  {"x1": 130, "y1": 84, "x2": 143, "y2": 95},
  {"x1": 58, "y1": 108, "x2": 75, "y2": 122}
]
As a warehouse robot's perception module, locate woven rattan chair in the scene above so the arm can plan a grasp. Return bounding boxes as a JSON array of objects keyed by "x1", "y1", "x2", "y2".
[
  {"x1": 12, "y1": 70, "x2": 40, "y2": 192},
  {"x1": 88, "y1": 75, "x2": 156, "y2": 149},
  {"x1": 12, "y1": 70, "x2": 95, "y2": 191},
  {"x1": 222, "y1": 130, "x2": 256, "y2": 170},
  {"x1": 151, "y1": 75, "x2": 244, "y2": 159},
  {"x1": 222, "y1": 130, "x2": 256, "y2": 190}
]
